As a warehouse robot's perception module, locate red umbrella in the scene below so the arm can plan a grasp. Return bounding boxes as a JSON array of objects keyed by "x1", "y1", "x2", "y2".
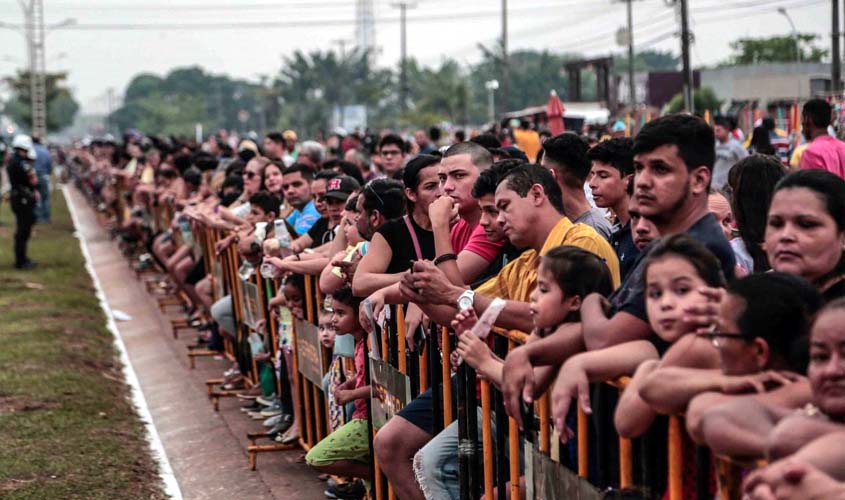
[{"x1": 547, "y1": 90, "x2": 566, "y2": 135}]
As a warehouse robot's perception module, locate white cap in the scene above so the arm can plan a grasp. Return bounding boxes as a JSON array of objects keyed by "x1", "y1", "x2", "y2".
[{"x1": 11, "y1": 134, "x2": 36, "y2": 160}]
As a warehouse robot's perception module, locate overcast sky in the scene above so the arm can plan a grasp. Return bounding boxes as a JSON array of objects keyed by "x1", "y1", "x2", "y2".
[{"x1": 0, "y1": 0, "x2": 832, "y2": 114}]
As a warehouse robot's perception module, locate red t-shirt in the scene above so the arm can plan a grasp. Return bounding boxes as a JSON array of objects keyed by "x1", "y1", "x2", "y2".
[
  {"x1": 450, "y1": 218, "x2": 475, "y2": 253},
  {"x1": 463, "y1": 224, "x2": 506, "y2": 262},
  {"x1": 450, "y1": 219, "x2": 505, "y2": 261},
  {"x1": 352, "y1": 337, "x2": 368, "y2": 419}
]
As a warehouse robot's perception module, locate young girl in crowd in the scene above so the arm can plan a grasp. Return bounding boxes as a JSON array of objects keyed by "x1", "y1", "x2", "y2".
[
  {"x1": 320, "y1": 194, "x2": 367, "y2": 294},
  {"x1": 637, "y1": 272, "x2": 821, "y2": 441},
  {"x1": 550, "y1": 234, "x2": 726, "y2": 496},
  {"x1": 412, "y1": 245, "x2": 614, "y2": 500},
  {"x1": 551, "y1": 234, "x2": 725, "y2": 434}
]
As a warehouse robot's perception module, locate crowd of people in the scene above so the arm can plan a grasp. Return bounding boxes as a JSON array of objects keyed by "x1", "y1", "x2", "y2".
[{"x1": 16, "y1": 96, "x2": 845, "y2": 500}]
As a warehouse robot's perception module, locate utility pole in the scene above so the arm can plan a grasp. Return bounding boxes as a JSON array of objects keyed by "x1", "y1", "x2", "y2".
[
  {"x1": 392, "y1": 2, "x2": 416, "y2": 113},
  {"x1": 679, "y1": 0, "x2": 693, "y2": 112},
  {"x1": 106, "y1": 87, "x2": 115, "y2": 134},
  {"x1": 833, "y1": 0, "x2": 842, "y2": 94},
  {"x1": 501, "y1": 0, "x2": 509, "y2": 118},
  {"x1": 625, "y1": 0, "x2": 636, "y2": 107}
]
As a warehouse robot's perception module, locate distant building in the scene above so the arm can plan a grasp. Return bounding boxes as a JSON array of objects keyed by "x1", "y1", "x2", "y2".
[
  {"x1": 700, "y1": 62, "x2": 834, "y2": 104},
  {"x1": 617, "y1": 71, "x2": 701, "y2": 109}
]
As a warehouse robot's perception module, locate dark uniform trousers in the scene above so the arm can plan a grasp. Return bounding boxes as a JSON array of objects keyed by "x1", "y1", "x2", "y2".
[{"x1": 11, "y1": 192, "x2": 35, "y2": 266}]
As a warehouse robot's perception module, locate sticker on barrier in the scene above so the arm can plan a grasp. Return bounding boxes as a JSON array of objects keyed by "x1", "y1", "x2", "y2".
[
  {"x1": 241, "y1": 279, "x2": 261, "y2": 329},
  {"x1": 295, "y1": 318, "x2": 327, "y2": 386},
  {"x1": 369, "y1": 357, "x2": 411, "y2": 429}
]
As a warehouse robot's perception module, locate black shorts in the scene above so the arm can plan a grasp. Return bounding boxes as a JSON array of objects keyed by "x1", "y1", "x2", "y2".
[
  {"x1": 186, "y1": 257, "x2": 206, "y2": 285},
  {"x1": 396, "y1": 375, "x2": 457, "y2": 435}
]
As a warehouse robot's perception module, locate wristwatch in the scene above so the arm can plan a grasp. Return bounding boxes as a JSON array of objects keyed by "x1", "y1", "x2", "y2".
[{"x1": 457, "y1": 289, "x2": 475, "y2": 312}]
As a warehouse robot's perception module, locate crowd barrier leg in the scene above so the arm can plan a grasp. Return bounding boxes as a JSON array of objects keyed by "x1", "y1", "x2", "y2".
[
  {"x1": 668, "y1": 416, "x2": 683, "y2": 500},
  {"x1": 481, "y1": 380, "x2": 494, "y2": 499},
  {"x1": 425, "y1": 323, "x2": 443, "y2": 439},
  {"x1": 442, "y1": 327, "x2": 453, "y2": 426},
  {"x1": 577, "y1": 408, "x2": 588, "y2": 478},
  {"x1": 716, "y1": 458, "x2": 743, "y2": 500},
  {"x1": 507, "y1": 339, "x2": 521, "y2": 500}
]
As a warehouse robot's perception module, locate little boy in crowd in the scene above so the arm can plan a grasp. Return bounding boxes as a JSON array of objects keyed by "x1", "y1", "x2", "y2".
[{"x1": 305, "y1": 287, "x2": 371, "y2": 483}]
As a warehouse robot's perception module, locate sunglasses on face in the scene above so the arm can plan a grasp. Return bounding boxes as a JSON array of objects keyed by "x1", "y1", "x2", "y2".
[{"x1": 243, "y1": 171, "x2": 258, "y2": 179}]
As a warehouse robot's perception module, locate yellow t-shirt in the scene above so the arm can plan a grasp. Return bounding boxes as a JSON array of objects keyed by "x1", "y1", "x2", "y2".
[
  {"x1": 790, "y1": 143, "x2": 808, "y2": 169},
  {"x1": 475, "y1": 216, "x2": 620, "y2": 302},
  {"x1": 513, "y1": 128, "x2": 542, "y2": 163}
]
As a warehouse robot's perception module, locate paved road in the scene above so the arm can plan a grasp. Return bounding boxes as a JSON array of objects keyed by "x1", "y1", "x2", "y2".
[{"x1": 68, "y1": 187, "x2": 327, "y2": 500}]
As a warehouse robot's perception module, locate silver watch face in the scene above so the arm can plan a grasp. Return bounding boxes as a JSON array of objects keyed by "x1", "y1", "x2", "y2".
[{"x1": 458, "y1": 296, "x2": 472, "y2": 311}]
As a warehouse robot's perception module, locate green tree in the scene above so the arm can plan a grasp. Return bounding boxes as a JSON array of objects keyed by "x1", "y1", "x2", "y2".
[
  {"x1": 111, "y1": 66, "x2": 268, "y2": 136},
  {"x1": 729, "y1": 34, "x2": 827, "y2": 64},
  {"x1": 2, "y1": 70, "x2": 79, "y2": 133},
  {"x1": 401, "y1": 57, "x2": 472, "y2": 126},
  {"x1": 466, "y1": 48, "x2": 581, "y2": 120},
  {"x1": 666, "y1": 86, "x2": 722, "y2": 113},
  {"x1": 272, "y1": 48, "x2": 392, "y2": 136}
]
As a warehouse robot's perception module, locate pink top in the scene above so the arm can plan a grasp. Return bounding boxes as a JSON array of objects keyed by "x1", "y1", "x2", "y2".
[{"x1": 800, "y1": 135, "x2": 845, "y2": 178}]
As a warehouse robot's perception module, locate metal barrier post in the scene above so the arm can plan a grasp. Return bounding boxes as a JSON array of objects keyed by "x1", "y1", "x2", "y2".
[{"x1": 668, "y1": 415, "x2": 683, "y2": 500}]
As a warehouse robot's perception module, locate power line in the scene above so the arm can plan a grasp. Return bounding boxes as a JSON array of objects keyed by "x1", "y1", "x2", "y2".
[{"x1": 0, "y1": 4, "x2": 628, "y2": 31}]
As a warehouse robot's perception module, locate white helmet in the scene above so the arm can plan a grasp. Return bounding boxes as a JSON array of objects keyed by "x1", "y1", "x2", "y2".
[{"x1": 11, "y1": 134, "x2": 36, "y2": 160}]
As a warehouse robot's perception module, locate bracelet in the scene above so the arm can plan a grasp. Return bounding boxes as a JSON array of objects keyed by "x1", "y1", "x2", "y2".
[{"x1": 433, "y1": 253, "x2": 458, "y2": 266}]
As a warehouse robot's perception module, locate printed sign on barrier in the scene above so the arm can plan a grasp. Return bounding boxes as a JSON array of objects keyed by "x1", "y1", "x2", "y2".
[
  {"x1": 295, "y1": 319, "x2": 327, "y2": 386},
  {"x1": 369, "y1": 357, "x2": 411, "y2": 429},
  {"x1": 526, "y1": 446, "x2": 603, "y2": 500},
  {"x1": 212, "y1": 259, "x2": 225, "y2": 301}
]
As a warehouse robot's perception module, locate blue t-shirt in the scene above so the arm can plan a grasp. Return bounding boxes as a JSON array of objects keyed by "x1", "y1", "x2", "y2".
[
  {"x1": 609, "y1": 213, "x2": 736, "y2": 322},
  {"x1": 610, "y1": 221, "x2": 639, "y2": 281},
  {"x1": 286, "y1": 200, "x2": 320, "y2": 236}
]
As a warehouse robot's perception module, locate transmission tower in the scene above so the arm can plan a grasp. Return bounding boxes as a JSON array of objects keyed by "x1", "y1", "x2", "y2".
[
  {"x1": 25, "y1": 0, "x2": 48, "y2": 137},
  {"x1": 355, "y1": 0, "x2": 376, "y2": 63}
]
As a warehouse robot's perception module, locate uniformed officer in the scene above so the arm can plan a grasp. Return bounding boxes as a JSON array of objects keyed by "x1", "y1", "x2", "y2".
[{"x1": 7, "y1": 135, "x2": 39, "y2": 269}]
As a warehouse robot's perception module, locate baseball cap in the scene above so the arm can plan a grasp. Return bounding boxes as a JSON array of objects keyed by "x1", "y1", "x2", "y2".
[{"x1": 323, "y1": 175, "x2": 361, "y2": 201}]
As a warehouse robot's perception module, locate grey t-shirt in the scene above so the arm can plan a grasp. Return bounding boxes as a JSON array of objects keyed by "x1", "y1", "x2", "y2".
[
  {"x1": 574, "y1": 208, "x2": 613, "y2": 241},
  {"x1": 713, "y1": 139, "x2": 748, "y2": 192}
]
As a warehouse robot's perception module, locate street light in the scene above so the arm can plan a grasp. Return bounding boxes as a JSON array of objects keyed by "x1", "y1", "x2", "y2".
[
  {"x1": 777, "y1": 7, "x2": 801, "y2": 63},
  {"x1": 485, "y1": 79, "x2": 499, "y2": 125}
]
